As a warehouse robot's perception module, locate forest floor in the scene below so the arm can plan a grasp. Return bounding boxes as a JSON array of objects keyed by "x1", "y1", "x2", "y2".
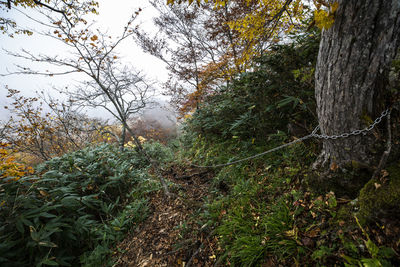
[
  {"x1": 113, "y1": 161, "x2": 400, "y2": 266},
  {"x1": 114, "y1": 166, "x2": 218, "y2": 267}
]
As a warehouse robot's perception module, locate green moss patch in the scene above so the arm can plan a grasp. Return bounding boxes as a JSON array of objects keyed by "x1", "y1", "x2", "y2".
[{"x1": 358, "y1": 161, "x2": 400, "y2": 224}]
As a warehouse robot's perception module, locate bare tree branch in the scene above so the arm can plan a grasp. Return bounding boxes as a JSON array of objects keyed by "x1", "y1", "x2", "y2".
[{"x1": 3, "y1": 6, "x2": 172, "y2": 195}]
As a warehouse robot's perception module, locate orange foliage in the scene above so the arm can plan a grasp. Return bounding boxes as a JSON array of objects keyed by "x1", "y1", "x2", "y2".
[
  {"x1": 179, "y1": 53, "x2": 234, "y2": 115},
  {"x1": 167, "y1": 0, "x2": 311, "y2": 116},
  {"x1": 0, "y1": 142, "x2": 34, "y2": 181}
]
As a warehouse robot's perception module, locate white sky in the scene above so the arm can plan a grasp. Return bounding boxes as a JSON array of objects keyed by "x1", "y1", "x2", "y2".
[{"x1": 0, "y1": 0, "x2": 169, "y2": 121}]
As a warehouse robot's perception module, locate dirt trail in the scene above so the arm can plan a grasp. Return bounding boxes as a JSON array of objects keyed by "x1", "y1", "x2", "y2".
[{"x1": 114, "y1": 166, "x2": 218, "y2": 267}]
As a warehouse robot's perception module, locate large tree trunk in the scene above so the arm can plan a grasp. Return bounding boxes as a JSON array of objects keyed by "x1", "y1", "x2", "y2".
[{"x1": 314, "y1": 0, "x2": 400, "y2": 169}]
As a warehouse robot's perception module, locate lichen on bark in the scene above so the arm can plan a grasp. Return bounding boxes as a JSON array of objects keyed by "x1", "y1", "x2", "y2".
[{"x1": 313, "y1": 0, "x2": 400, "y2": 170}]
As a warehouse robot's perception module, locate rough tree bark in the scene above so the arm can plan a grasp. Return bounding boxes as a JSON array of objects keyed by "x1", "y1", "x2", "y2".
[{"x1": 314, "y1": 0, "x2": 400, "y2": 169}]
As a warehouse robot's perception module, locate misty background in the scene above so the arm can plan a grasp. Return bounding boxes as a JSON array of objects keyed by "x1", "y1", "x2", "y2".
[{"x1": 0, "y1": 0, "x2": 177, "y2": 130}]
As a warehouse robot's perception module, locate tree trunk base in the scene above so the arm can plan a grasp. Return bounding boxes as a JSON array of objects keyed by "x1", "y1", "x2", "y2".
[{"x1": 306, "y1": 161, "x2": 374, "y2": 199}]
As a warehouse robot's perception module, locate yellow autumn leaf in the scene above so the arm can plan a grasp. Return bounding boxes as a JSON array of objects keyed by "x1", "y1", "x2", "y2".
[{"x1": 330, "y1": 1, "x2": 339, "y2": 13}]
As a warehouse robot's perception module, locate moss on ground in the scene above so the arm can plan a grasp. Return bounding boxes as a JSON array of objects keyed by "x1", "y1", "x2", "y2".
[
  {"x1": 358, "y1": 161, "x2": 400, "y2": 224},
  {"x1": 306, "y1": 161, "x2": 373, "y2": 198}
]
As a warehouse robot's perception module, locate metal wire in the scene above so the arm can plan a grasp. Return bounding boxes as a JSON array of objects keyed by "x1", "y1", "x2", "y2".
[{"x1": 191, "y1": 109, "x2": 390, "y2": 168}]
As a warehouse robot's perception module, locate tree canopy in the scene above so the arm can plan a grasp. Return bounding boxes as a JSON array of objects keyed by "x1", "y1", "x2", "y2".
[
  {"x1": 0, "y1": 0, "x2": 99, "y2": 36},
  {"x1": 166, "y1": 0, "x2": 336, "y2": 70}
]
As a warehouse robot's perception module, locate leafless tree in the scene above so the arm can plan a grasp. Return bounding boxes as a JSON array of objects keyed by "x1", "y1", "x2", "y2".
[
  {"x1": 65, "y1": 64, "x2": 155, "y2": 150},
  {"x1": 133, "y1": 0, "x2": 254, "y2": 114},
  {"x1": 2, "y1": 8, "x2": 171, "y2": 194},
  {"x1": 3, "y1": 10, "x2": 153, "y2": 148},
  {"x1": 1, "y1": 88, "x2": 109, "y2": 161},
  {"x1": 40, "y1": 91, "x2": 111, "y2": 149}
]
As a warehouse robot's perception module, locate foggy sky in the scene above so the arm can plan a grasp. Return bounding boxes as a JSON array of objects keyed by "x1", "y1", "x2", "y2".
[{"x1": 0, "y1": 0, "x2": 173, "y2": 124}]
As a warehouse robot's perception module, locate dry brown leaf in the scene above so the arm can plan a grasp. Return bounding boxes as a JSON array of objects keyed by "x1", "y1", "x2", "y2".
[
  {"x1": 330, "y1": 161, "x2": 338, "y2": 171},
  {"x1": 374, "y1": 183, "x2": 382, "y2": 190}
]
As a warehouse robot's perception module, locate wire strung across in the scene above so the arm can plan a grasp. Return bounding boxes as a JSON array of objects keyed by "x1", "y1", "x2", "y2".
[{"x1": 191, "y1": 109, "x2": 390, "y2": 168}]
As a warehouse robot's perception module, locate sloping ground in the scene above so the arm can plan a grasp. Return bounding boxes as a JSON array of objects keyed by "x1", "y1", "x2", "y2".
[
  {"x1": 114, "y1": 161, "x2": 400, "y2": 266},
  {"x1": 114, "y1": 166, "x2": 217, "y2": 267}
]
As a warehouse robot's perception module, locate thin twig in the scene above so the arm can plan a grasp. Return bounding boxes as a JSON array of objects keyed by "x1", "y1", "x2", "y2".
[{"x1": 32, "y1": 0, "x2": 73, "y2": 26}]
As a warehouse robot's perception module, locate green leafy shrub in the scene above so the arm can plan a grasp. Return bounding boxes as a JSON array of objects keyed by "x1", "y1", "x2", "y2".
[
  {"x1": 143, "y1": 141, "x2": 174, "y2": 165},
  {"x1": 0, "y1": 144, "x2": 157, "y2": 266},
  {"x1": 184, "y1": 31, "x2": 320, "y2": 145},
  {"x1": 126, "y1": 141, "x2": 175, "y2": 168}
]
